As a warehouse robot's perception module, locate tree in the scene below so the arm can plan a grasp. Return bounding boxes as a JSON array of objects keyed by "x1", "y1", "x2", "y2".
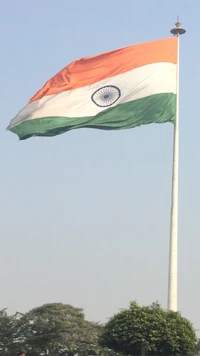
[
  {"x1": 195, "y1": 339, "x2": 200, "y2": 355},
  {"x1": 0, "y1": 303, "x2": 118, "y2": 356},
  {"x1": 19, "y1": 303, "x2": 103, "y2": 356},
  {"x1": 101, "y1": 301, "x2": 197, "y2": 356},
  {"x1": 0, "y1": 309, "x2": 22, "y2": 356}
]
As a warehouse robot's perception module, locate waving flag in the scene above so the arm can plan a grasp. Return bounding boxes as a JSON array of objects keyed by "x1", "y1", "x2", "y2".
[{"x1": 7, "y1": 37, "x2": 177, "y2": 140}]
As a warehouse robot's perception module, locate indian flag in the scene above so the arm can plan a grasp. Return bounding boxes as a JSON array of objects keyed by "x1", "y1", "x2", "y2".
[{"x1": 7, "y1": 37, "x2": 177, "y2": 140}]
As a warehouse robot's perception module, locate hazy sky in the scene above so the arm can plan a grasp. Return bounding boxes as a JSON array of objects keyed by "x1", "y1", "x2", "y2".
[{"x1": 1, "y1": 0, "x2": 200, "y2": 332}]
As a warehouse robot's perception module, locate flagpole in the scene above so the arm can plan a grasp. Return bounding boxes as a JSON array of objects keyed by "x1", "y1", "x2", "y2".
[{"x1": 168, "y1": 19, "x2": 186, "y2": 311}]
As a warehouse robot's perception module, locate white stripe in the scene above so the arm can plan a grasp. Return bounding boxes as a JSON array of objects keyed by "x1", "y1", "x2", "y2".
[{"x1": 8, "y1": 62, "x2": 176, "y2": 128}]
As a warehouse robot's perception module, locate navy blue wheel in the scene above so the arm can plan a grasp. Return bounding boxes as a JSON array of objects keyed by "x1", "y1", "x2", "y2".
[{"x1": 91, "y1": 85, "x2": 121, "y2": 107}]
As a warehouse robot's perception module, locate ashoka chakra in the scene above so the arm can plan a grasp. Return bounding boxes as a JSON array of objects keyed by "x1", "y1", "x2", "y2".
[{"x1": 91, "y1": 85, "x2": 121, "y2": 107}]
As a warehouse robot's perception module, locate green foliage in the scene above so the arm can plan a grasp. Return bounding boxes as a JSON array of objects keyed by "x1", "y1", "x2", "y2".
[
  {"x1": 0, "y1": 304, "x2": 106, "y2": 356},
  {"x1": 101, "y1": 301, "x2": 197, "y2": 356},
  {"x1": 19, "y1": 303, "x2": 102, "y2": 355},
  {"x1": 0, "y1": 302, "x2": 197, "y2": 356},
  {"x1": 195, "y1": 339, "x2": 200, "y2": 355},
  {"x1": 0, "y1": 309, "x2": 23, "y2": 356}
]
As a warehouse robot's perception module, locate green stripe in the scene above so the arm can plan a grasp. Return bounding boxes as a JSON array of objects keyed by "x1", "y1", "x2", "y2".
[{"x1": 9, "y1": 93, "x2": 176, "y2": 140}]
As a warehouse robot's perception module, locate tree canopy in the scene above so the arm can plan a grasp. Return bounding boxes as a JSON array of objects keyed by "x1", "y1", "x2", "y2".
[
  {"x1": 19, "y1": 303, "x2": 102, "y2": 356},
  {"x1": 0, "y1": 303, "x2": 115, "y2": 356},
  {"x1": 0, "y1": 309, "x2": 23, "y2": 355},
  {"x1": 0, "y1": 302, "x2": 198, "y2": 356},
  {"x1": 101, "y1": 301, "x2": 197, "y2": 356}
]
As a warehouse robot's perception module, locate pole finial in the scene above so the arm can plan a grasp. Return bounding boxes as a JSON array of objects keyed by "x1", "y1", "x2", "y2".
[{"x1": 170, "y1": 17, "x2": 186, "y2": 36}]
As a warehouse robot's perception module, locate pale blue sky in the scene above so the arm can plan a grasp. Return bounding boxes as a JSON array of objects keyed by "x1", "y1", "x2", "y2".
[{"x1": 1, "y1": 0, "x2": 200, "y2": 331}]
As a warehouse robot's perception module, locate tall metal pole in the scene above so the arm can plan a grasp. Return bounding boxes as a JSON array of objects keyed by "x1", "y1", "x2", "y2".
[{"x1": 168, "y1": 19, "x2": 186, "y2": 311}]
